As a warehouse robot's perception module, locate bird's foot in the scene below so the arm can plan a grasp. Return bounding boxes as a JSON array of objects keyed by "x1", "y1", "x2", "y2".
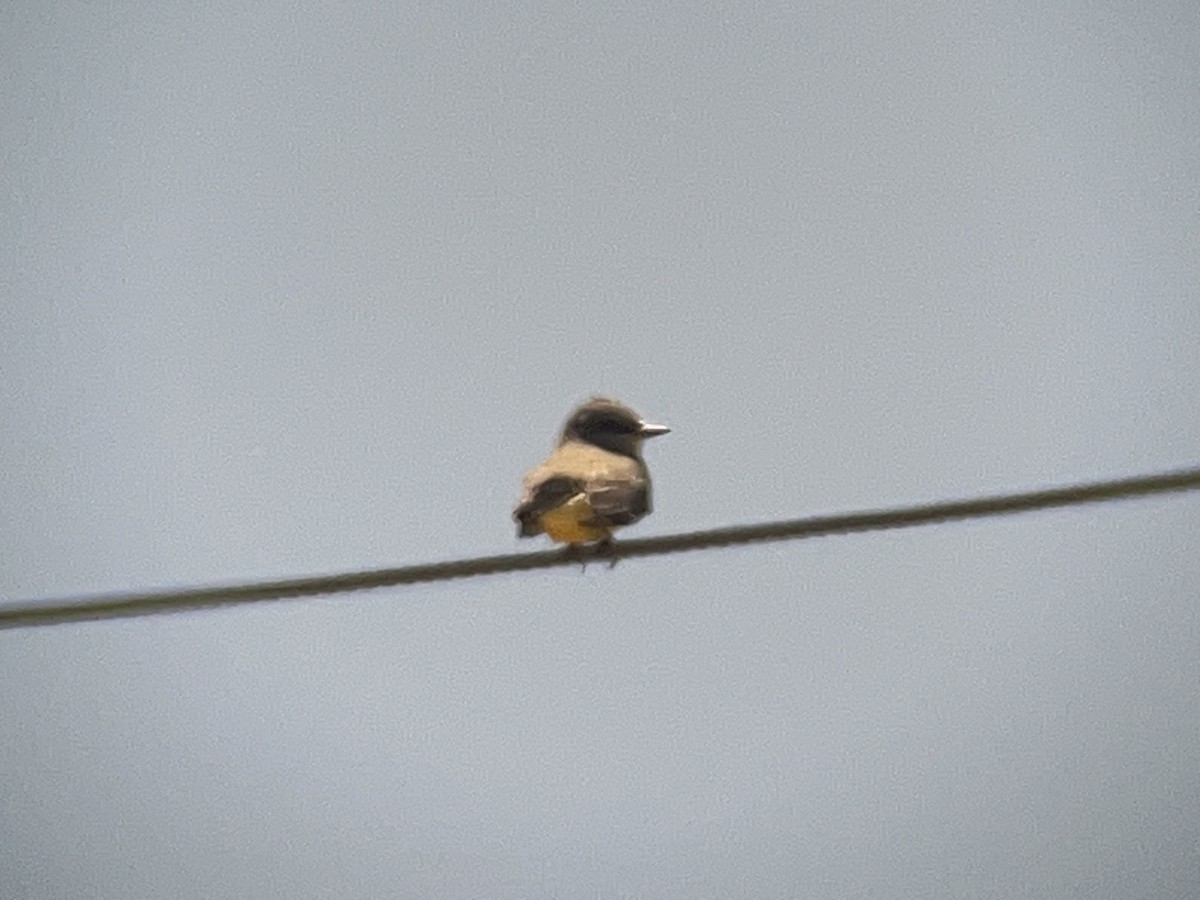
[
  {"x1": 595, "y1": 537, "x2": 619, "y2": 569},
  {"x1": 562, "y1": 539, "x2": 619, "y2": 571},
  {"x1": 563, "y1": 543, "x2": 589, "y2": 572}
]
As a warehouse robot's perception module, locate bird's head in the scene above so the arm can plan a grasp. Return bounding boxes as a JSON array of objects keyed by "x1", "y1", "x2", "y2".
[{"x1": 560, "y1": 397, "x2": 670, "y2": 458}]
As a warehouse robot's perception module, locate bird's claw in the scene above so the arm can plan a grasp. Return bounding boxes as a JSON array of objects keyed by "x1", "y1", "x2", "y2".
[
  {"x1": 595, "y1": 537, "x2": 619, "y2": 569},
  {"x1": 563, "y1": 543, "x2": 589, "y2": 572},
  {"x1": 562, "y1": 539, "x2": 619, "y2": 571}
]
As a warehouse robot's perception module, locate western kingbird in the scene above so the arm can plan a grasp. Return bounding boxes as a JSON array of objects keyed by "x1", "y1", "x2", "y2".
[{"x1": 514, "y1": 397, "x2": 670, "y2": 547}]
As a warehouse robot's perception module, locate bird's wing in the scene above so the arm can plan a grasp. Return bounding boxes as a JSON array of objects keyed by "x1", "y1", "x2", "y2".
[
  {"x1": 583, "y1": 476, "x2": 651, "y2": 527},
  {"x1": 513, "y1": 474, "x2": 583, "y2": 536}
]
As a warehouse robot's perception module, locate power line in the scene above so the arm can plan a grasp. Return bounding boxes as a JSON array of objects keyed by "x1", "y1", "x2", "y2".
[{"x1": 2, "y1": 465, "x2": 1198, "y2": 631}]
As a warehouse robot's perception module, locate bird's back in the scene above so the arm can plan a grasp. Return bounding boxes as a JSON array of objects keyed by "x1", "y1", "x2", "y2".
[
  {"x1": 515, "y1": 440, "x2": 652, "y2": 539},
  {"x1": 521, "y1": 440, "x2": 647, "y2": 490}
]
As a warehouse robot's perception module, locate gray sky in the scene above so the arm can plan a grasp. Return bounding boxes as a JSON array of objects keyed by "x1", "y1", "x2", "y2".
[{"x1": 3, "y1": 1, "x2": 1199, "y2": 897}]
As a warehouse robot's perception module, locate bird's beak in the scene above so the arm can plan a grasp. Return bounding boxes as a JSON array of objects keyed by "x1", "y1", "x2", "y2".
[{"x1": 638, "y1": 421, "x2": 671, "y2": 438}]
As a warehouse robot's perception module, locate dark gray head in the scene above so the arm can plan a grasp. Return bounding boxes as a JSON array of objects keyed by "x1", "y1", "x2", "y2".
[{"x1": 559, "y1": 397, "x2": 670, "y2": 458}]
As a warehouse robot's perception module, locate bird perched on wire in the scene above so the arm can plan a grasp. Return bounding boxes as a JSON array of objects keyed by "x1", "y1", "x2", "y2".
[{"x1": 514, "y1": 397, "x2": 670, "y2": 558}]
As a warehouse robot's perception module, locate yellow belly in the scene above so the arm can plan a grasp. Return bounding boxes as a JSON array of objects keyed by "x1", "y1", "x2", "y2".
[{"x1": 538, "y1": 493, "x2": 610, "y2": 543}]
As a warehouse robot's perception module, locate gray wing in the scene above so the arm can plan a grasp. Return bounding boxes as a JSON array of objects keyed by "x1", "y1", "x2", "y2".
[
  {"x1": 513, "y1": 475, "x2": 582, "y2": 537},
  {"x1": 584, "y1": 478, "x2": 651, "y2": 527}
]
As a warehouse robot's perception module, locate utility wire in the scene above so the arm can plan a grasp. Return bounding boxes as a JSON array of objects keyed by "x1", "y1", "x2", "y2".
[{"x1": 2, "y1": 465, "x2": 1198, "y2": 632}]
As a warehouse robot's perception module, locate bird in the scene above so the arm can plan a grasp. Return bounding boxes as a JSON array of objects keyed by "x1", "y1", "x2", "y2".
[{"x1": 513, "y1": 397, "x2": 670, "y2": 556}]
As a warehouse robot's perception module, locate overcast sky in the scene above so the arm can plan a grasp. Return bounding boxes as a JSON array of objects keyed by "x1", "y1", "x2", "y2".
[{"x1": 3, "y1": 2, "x2": 1199, "y2": 898}]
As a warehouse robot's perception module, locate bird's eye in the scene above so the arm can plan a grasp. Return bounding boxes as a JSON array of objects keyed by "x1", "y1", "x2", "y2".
[
  {"x1": 601, "y1": 415, "x2": 634, "y2": 433},
  {"x1": 570, "y1": 409, "x2": 638, "y2": 438}
]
